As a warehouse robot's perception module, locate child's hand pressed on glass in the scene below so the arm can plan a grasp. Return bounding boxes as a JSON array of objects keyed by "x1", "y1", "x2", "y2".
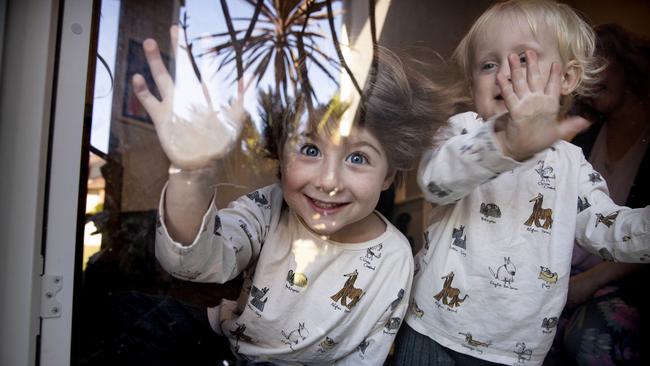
[
  {"x1": 131, "y1": 25, "x2": 243, "y2": 171},
  {"x1": 494, "y1": 50, "x2": 588, "y2": 161}
]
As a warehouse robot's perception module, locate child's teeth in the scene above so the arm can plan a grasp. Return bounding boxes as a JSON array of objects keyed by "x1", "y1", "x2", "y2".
[{"x1": 314, "y1": 200, "x2": 339, "y2": 208}]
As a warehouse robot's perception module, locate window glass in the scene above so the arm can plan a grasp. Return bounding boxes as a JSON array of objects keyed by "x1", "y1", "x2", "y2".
[{"x1": 74, "y1": 1, "x2": 650, "y2": 365}]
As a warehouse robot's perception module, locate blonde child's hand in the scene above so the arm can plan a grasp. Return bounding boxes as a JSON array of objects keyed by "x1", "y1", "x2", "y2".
[
  {"x1": 494, "y1": 50, "x2": 588, "y2": 161},
  {"x1": 131, "y1": 26, "x2": 244, "y2": 171}
]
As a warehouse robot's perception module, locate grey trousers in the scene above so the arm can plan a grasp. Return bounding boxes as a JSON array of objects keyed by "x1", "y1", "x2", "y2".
[{"x1": 391, "y1": 323, "x2": 505, "y2": 366}]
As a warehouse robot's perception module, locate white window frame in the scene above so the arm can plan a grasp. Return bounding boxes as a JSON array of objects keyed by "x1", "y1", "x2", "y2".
[
  {"x1": 0, "y1": 0, "x2": 93, "y2": 365},
  {"x1": 39, "y1": 0, "x2": 94, "y2": 364}
]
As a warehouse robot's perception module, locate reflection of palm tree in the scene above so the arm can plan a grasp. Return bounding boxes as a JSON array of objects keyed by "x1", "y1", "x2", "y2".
[{"x1": 198, "y1": 0, "x2": 341, "y2": 108}]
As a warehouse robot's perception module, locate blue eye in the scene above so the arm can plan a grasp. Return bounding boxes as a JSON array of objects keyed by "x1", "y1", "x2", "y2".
[
  {"x1": 347, "y1": 152, "x2": 368, "y2": 165},
  {"x1": 300, "y1": 144, "x2": 320, "y2": 157},
  {"x1": 481, "y1": 62, "x2": 497, "y2": 71}
]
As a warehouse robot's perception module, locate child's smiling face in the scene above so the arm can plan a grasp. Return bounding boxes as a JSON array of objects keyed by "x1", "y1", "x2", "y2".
[
  {"x1": 470, "y1": 13, "x2": 565, "y2": 120},
  {"x1": 280, "y1": 125, "x2": 393, "y2": 243}
]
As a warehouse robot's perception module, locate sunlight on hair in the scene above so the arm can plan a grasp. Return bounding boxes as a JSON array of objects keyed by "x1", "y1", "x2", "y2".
[
  {"x1": 338, "y1": 117, "x2": 353, "y2": 138},
  {"x1": 329, "y1": 132, "x2": 342, "y2": 147}
]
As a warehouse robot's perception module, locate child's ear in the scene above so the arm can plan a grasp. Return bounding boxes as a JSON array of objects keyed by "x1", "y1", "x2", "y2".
[
  {"x1": 382, "y1": 169, "x2": 396, "y2": 191},
  {"x1": 560, "y1": 60, "x2": 581, "y2": 95}
]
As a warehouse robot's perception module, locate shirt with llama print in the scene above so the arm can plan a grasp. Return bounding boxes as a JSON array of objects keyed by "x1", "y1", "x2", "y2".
[
  {"x1": 156, "y1": 184, "x2": 414, "y2": 365},
  {"x1": 409, "y1": 112, "x2": 650, "y2": 366}
]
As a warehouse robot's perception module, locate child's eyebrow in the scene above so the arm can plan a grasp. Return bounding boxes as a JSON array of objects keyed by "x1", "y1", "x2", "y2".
[
  {"x1": 349, "y1": 141, "x2": 382, "y2": 156},
  {"x1": 300, "y1": 131, "x2": 318, "y2": 141},
  {"x1": 475, "y1": 42, "x2": 543, "y2": 61},
  {"x1": 513, "y1": 43, "x2": 543, "y2": 53},
  {"x1": 475, "y1": 51, "x2": 498, "y2": 63}
]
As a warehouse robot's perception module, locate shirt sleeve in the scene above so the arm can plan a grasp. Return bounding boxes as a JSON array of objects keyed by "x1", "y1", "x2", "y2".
[
  {"x1": 575, "y1": 155, "x2": 650, "y2": 263},
  {"x1": 334, "y1": 253, "x2": 413, "y2": 365},
  {"x1": 418, "y1": 112, "x2": 520, "y2": 205},
  {"x1": 155, "y1": 184, "x2": 278, "y2": 283}
]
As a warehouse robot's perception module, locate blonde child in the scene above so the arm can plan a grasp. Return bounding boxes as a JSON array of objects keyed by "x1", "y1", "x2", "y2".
[
  {"x1": 132, "y1": 28, "x2": 448, "y2": 364},
  {"x1": 393, "y1": 1, "x2": 650, "y2": 365}
]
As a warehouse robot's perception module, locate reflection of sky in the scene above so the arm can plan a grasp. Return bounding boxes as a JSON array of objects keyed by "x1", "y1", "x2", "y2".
[
  {"x1": 91, "y1": 0, "x2": 341, "y2": 154},
  {"x1": 91, "y1": 0, "x2": 120, "y2": 153}
]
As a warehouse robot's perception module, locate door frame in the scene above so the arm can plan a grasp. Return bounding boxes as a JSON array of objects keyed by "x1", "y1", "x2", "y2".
[{"x1": 0, "y1": 0, "x2": 95, "y2": 364}]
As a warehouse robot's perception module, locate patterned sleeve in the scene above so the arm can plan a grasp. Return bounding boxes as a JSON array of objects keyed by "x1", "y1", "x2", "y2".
[
  {"x1": 334, "y1": 254, "x2": 414, "y2": 365},
  {"x1": 155, "y1": 184, "x2": 280, "y2": 283},
  {"x1": 575, "y1": 155, "x2": 650, "y2": 263},
  {"x1": 418, "y1": 112, "x2": 520, "y2": 205}
]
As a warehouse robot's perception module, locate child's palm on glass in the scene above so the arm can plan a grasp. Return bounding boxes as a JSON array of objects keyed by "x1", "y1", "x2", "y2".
[
  {"x1": 131, "y1": 26, "x2": 244, "y2": 171},
  {"x1": 495, "y1": 50, "x2": 588, "y2": 161}
]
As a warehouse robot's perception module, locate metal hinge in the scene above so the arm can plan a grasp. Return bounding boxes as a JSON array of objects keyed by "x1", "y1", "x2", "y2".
[{"x1": 40, "y1": 275, "x2": 63, "y2": 318}]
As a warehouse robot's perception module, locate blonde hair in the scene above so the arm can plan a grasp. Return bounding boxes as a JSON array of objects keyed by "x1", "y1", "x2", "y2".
[{"x1": 452, "y1": 0, "x2": 603, "y2": 105}]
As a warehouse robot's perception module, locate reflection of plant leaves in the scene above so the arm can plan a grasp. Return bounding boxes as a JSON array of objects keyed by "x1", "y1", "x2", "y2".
[
  {"x1": 198, "y1": 0, "x2": 340, "y2": 105},
  {"x1": 195, "y1": 30, "x2": 244, "y2": 40},
  {"x1": 252, "y1": 49, "x2": 274, "y2": 86},
  {"x1": 304, "y1": 49, "x2": 338, "y2": 84},
  {"x1": 242, "y1": 44, "x2": 271, "y2": 71},
  {"x1": 95, "y1": 53, "x2": 114, "y2": 98}
]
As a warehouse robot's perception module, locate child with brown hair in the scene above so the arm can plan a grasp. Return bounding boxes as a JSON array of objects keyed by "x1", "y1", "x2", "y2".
[
  {"x1": 132, "y1": 27, "x2": 450, "y2": 364},
  {"x1": 393, "y1": 1, "x2": 650, "y2": 365}
]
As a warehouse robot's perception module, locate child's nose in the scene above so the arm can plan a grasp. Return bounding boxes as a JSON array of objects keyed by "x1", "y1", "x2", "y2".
[
  {"x1": 316, "y1": 161, "x2": 342, "y2": 195},
  {"x1": 498, "y1": 63, "x2": 511, "y2": 82}
]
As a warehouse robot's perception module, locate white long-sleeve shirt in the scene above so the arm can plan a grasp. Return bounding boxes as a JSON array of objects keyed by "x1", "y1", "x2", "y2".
[
  {"x1": 408, "y1": 112, "x2": 650, "y2": 366},
  {"x1": 156, "y1": 184, "x2": 414, "y2": 365}
]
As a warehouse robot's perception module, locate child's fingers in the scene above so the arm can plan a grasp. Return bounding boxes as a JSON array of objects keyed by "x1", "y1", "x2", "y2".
[
  {"x1": 222, "y1": 99, "x2": 246, "y2": 136},
  {"x1": 497, "y1": 72, "x2": 518, "y2": 111},
  {"x1": 509, "y1": 54, "x2": 528, "y2": 97},
  {"x1": 544, "y1": 62, "x2": 562, "y2": 96},
  {"x1": 142, "y1": 39, "x2": 174, "y2": 100},
  {"x1": 557, "y1": 116, "x2": 590, "y2": 141},
  {"x1": 170, "y1": 25, "x2": 179, "y2": 59},
  {"x1": 525, "y1": 50, "x2": 543, "y2": 92},
  {"x1": 132, "y1": 73, "x2": 163, "y2": 123}
]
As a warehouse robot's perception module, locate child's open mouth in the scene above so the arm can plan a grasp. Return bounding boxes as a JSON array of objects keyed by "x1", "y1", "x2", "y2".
[{"x1": 307, "y1": 196, "x2": 348, "y2": 212}]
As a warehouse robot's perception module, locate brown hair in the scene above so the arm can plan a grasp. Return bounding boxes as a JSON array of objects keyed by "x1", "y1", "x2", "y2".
[
  {"x1": 358, "y1": 48, "x2": 465, "y2": 185},
  {"x1": 262, "y1": 47, "x2": 463, "y2": 186}
]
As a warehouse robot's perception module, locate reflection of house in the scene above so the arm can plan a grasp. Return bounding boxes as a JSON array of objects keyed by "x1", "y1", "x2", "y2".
[
  {"x1": 86, "y1": 153, "x2": 106, "y2": 213},
  {"x1": 104, "y1": 0, "x2": 179, "y2": 214},
  {"x1": 104, "y1": 0, "x2": 276, "y2": 218},
  {"x1": 83, "y1": 153, "x2": 106, "y2": 269}
]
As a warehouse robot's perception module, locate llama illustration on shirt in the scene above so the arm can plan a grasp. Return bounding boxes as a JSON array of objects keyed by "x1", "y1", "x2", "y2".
[
  {"x1": 330, "y1": 269, "x2": 364, "y2": 310},
  {"x1": 524, "y1": 193, "x2": 553, "y2": 230},
  {"x1": 434, "y1": 271, "x2": 468, "y2": 308}
]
